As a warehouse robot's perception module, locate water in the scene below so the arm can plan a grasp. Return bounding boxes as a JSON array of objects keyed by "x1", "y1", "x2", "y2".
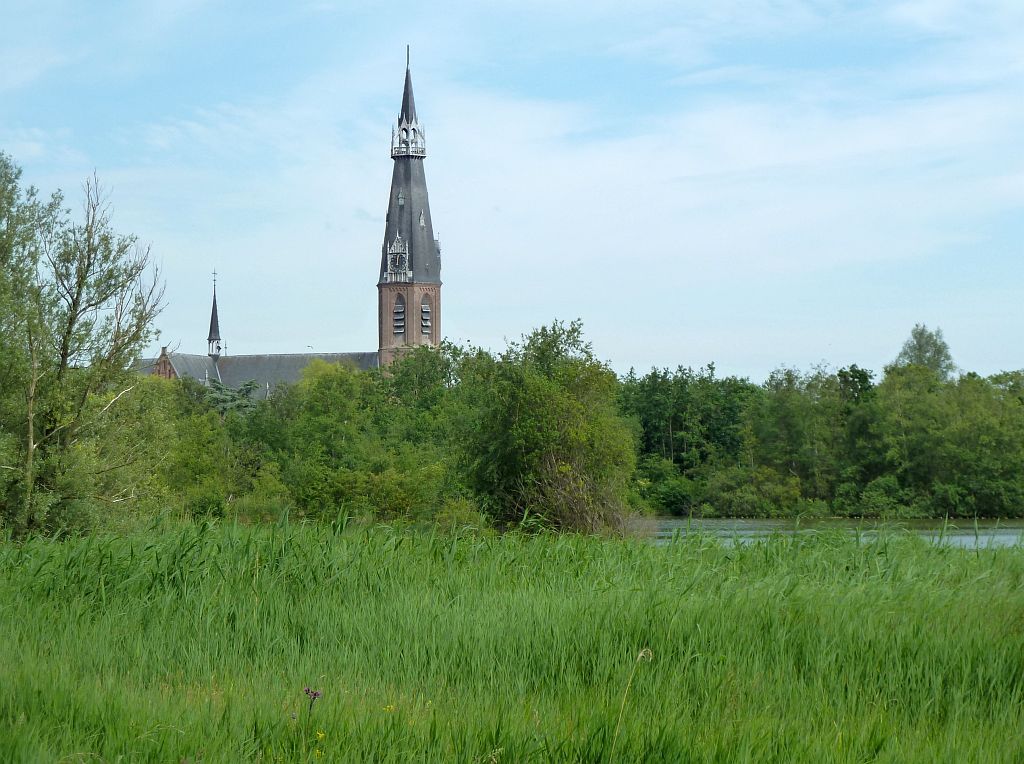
[{"x1": 648, "y1": 517, "x2": 1024, "y2": 548}]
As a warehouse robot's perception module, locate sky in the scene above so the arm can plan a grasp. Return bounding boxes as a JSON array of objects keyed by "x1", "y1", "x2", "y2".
[{"x1": 2, "y1": 0, "x2": 1022, "y2": 381}]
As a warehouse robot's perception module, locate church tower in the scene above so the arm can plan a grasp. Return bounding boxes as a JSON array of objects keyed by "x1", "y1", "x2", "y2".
[{"x1": 378, "y1": 52, "x2": 442, "y2": 366}]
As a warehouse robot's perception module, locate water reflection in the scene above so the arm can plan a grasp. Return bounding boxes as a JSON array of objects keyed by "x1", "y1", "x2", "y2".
[{"x1": 650, "y1": 517, "x2": 1024, "y2": 548}]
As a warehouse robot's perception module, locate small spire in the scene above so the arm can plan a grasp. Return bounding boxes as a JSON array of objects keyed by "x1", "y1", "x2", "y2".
[{"x1": 207, "y1": 273, "x2": 222, "y2": 358}]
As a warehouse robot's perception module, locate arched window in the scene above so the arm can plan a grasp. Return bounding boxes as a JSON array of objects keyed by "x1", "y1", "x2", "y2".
[
  {"x1": 393, "y1": 294, "x2": 406, "y2": 335},
  {"x1": 420, "y1": 295, "x2": 432, "y2": 338}
]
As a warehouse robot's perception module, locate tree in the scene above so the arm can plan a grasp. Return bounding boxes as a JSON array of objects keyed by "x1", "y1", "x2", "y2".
[
  {"x1": 205, "y1": 379, "x2": 260, "y2": 418},
  {"x1": 0, "y1": 153, "x2": 164, "y2": 533},
  {"x1": 2, "y1": 155, "x2": 62, "y2": 497},
  {"x1": 873, "y1": 366, "x2": 1024, "y2": 517},
  {"x1": 893, "y1": 323, "x2": 956, "y2": 381},
  {"x1": 456, "y1": 320, "x2": 637, "y2": 531}
]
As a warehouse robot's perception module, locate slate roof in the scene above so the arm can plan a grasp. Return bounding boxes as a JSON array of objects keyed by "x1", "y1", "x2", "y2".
[
  {"x1": 217, "y1": 353, "x2": 378, "y2": 392},
  {"x1": 400, "y1": 66, "x2": 417, "y2": 123},
  {"x1": 380, "y1": 65, "x2": 442, "y2": 286},
  {"x1": 208, "y1": 291, "x2": 221, "y2": 342},
  {"x1": 136, "y1": 352, "x2": 378, "y2": 398},
  {"x1": 136, "y1": 353, "x2": 219, "y2": 383}
]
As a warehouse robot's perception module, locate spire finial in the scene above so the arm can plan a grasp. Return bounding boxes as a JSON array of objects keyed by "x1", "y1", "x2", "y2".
[
  {"x1": 406, "y1": 44, "x2": 410, "y2": 70},
  {"x1": 212, "y1": 268, "x2": 217, "y2": 292}
]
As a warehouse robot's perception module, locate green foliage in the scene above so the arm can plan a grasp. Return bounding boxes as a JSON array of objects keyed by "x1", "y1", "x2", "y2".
[
  {"x1": 205, "y1": 378, "x2": 260, "y2": 417},
  {"x1": 701, "y1": 464, "x2": 803, "y2": 517},
  {"x1": 856, "y1": 475, "x2": 907, "y2": 517},
  {"x1": 455, "y1": 321, "x2": 637, "y2": 531},
  {"x1": 156, "y1": 319, "x2": 1019, "y2": 525},
  {"x1": 873, "y1": 367, "x2": 1024, "y2": 517},
  {"x1": 0, "y1": 153, "x2": 163, "y2": 534},
  {"x1": 619, "y1": 363, "x2": 756, "y2": 470},
  {"x1": 893, "y1": 322, "x2": 956, "y2": 381},
  {"x1": 625, "y1": 346, "x2": 1024, "y2": 518},
  {"x1": 222, "y1": 354, "x2": 462, "y2": 524},
  {"x1": 635, "y1": 454, "x2": 696, "y2": 513},
  {"x1": 1, "y1": 525, "x2": 1022, "y2": 761}
]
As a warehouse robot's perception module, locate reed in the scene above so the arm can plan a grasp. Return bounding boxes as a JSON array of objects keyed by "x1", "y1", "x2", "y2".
[{"x1": 1, "y1": 522, "x2": 1022, "y2": 762}]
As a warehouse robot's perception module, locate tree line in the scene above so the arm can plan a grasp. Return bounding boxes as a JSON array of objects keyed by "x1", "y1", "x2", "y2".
[
  {"x1": 3, "y1": 153, "x2": 1023, "y2": 536},
  {"x1": 621, "y1": 340, "x2": 1024, "y2": 519}
]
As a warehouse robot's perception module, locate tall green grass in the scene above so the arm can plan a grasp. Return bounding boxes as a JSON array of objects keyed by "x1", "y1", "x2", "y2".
[{"x1": 1, "y1": 522, "x2": 1022, "y2": 762}]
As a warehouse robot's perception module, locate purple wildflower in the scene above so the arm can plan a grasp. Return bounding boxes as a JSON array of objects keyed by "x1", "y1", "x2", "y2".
[{"x1": 304, "y1": 686, "x2": 323, "y2": 713}]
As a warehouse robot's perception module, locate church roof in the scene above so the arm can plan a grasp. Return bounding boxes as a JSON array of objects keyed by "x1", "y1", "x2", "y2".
[
  {"x1": 136, "y1": 351, "x2": 378, "y2": 398},
  {"x1": 217, "y1": 353, "x2": 379, "y2": 391}
]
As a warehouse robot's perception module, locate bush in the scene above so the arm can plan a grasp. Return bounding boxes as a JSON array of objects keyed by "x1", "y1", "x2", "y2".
[
  {"x1": 856, "y1": 475, "x2": 907, "y2": 518},
  {"x1": 636, "y1": 455, "x2": 695, "y2": 514},
  {"x1": 701, "y1": 465, "x2": 802, "y2": 517},
  {"x1": 456, "y1": 322, "x2": 638, "y2": 531},
  {"x1": 183, "y1": 479, "x2": 227, "y2": 518}
]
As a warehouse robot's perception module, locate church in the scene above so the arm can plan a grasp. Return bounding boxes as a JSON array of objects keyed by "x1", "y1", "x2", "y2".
[{"x1": 139, "y1": 57, "x2": 442, "y2": 394}]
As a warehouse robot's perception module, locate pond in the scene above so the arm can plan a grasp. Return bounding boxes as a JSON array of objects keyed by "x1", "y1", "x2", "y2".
[{"x1": 647, "y1": 516, "x2": 1024, "y2": 548}]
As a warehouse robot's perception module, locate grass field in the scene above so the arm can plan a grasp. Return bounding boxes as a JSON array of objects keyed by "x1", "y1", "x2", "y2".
[{"x1": 1, "y1": 521, "x2": 1022, "y2": 762}]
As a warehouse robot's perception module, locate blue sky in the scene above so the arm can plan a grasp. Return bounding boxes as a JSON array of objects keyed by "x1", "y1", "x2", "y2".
[{"x1": 2, "y1": 0, "x2": 1022, "y2": 380}]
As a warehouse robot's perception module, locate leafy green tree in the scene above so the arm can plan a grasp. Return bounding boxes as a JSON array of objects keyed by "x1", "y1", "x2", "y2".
[
  {"x1": 456, "y1": 321, "x2": 637, "y2": 531},
  {"x1": 0, "y1": 154, "x2": 163, "y2": 533},
  {"x1": 620, "y1": 367, "x2": 676, "y2": 462},
  {"x1": 701, "y1": 464, "x2": 803, "y2": 518},
  {"x1": 205, "y1": 379, "x2": 260, "y2": 418},
  {"x1": 831, "y1": 364, "x2": 884, "y2": 511},
  {"x1": 874, "y1": 364, "x2": 947, "y2": 513},
  {"x1": 936, "y1": 373, "x2": 1024, "y2": 516},
  {"x1": 745, "y1": 368, "x2": 836, "y2": 499},
  {"x1": 619, "y1": 365, "x2": 758, "y2": 514},
  {"x1": 1, "y1": 153, "x2": 60, "y2": 524},
  {"x1": 366, "y1": 343, "x2": 461, "y2": 448},
  {"x1": 893, "y1": 323, "x2": 956, "y2": 381},
  {"x1": 873, "y1": 365, "x2": 1024, "y2": 517}
]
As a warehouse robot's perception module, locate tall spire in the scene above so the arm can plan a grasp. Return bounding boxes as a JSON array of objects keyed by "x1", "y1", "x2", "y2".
[
  {"x1": 378, "y1": 53, "x2": 443, "y2": 366},
  {"x1": 380, "y1": 57, "x2": 441, "y2": 285},
  {"x1": 207, "y1": 271, "x2": 222, "y2": 359}
]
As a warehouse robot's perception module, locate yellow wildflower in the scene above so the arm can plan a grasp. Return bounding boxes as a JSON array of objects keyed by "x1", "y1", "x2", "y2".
[
  {"x1": 383, "y1": 704, "x2": 396, "y2": 713},
  {"x1": 316, "y1": 729, "x2": 325, "y2": 741}
]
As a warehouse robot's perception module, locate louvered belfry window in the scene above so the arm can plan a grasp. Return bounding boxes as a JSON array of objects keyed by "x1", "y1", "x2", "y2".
[
  {"x1": 421, "y1": 297, "x2": 431, "y2": 337},
  {"x1": 393, "y1": 295, "x2": 406, "y2": 335}
]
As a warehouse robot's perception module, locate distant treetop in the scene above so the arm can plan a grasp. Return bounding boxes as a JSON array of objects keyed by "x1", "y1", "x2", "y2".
[{"x1": 893, "y1": 323, "x2": 956, "y2": 381}]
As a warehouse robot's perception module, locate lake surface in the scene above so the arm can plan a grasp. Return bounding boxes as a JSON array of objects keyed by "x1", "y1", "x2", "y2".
[{"x1": 648, "y1": 517, "x2": 1024, "y2": 548}]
